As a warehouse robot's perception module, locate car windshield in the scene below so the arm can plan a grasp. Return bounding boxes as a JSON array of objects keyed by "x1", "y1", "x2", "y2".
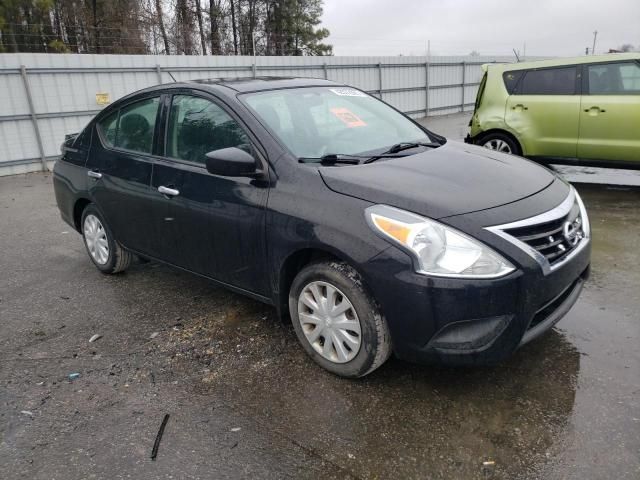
[{"x1": 242, "y1": 86, "x2": 433, "y2": 159}]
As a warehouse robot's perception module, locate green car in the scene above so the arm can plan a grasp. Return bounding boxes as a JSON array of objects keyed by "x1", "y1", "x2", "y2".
[{"x1": 466, "y1": 53, "x2": 640, "y2": 167}]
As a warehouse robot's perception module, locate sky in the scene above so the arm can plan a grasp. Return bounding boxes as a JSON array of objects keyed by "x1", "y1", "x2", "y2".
[{"x1": 321, "y1": 0, "x2": 640, "y2": 57}]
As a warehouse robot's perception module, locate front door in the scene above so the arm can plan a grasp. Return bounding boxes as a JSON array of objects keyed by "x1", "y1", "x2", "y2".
[
  {"x1": 578, "y1": 61, "x2": 640, "y2": 163},
  {"x1": 150, "y1": 93, "x2": 270, "y2": 295},
  {"x1": 505, "y1": 65, "x2": 580, "y2": 158},
  {"x1": 87, "y1": 95, "x2": 162, "y2": 256}
]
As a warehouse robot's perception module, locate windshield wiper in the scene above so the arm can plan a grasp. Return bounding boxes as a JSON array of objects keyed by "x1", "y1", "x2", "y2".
[
  {"x1": 363, "y1": 142, "x2": 441, "y2": 164},
  {"x1": 299, "y1": 153, "x2": 398, "y2": 165}
]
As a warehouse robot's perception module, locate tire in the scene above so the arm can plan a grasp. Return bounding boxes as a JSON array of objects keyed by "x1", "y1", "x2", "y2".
[
  {"x1": 477, "y1": 132, "x2": 521, "y2": 156},
  {"x1": 289, "y1": 261, "x2": 392, "y2": 378},
  {"x1": 81, "y1": 204, "x2": 132, "y2": 274}
]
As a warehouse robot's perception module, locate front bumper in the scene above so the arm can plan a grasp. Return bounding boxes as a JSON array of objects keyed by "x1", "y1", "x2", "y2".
[{"x1": 360, "y1": 233, "x2": 590, "y2": 367}]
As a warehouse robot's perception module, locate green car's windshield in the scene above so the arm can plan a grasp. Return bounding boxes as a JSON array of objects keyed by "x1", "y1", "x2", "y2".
[{"x1": 242, "y1": 87, "x2": 433, "y2": 160}]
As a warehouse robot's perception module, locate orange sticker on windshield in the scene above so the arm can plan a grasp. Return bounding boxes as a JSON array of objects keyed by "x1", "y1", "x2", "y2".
[{"x1": 330, "y1": 108, "x2": 367, "y2": 128}]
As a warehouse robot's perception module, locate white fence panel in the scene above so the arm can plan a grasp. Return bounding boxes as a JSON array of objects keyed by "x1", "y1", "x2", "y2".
[{"x1": 0, "y1": 53, "x2": 521, "y2": 176}]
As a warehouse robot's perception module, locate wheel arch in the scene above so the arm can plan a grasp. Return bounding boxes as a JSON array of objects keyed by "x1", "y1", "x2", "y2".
[
  {"x1": 474, "y1": 129, "x2": 525, "y2": 155},
  {"x1": 276, "y1": 247, "x2": 357, "y2": 323},
  {"x1": 73, "y1": 197, "x2": 92, "y2": 232}
]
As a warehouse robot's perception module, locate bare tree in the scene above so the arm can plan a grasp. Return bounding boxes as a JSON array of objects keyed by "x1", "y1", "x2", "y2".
[
  {"x1": 194, "y1": 0, "x2": 207, "y2": 55},
  {"x1": 155, "y1": 0, "x2": 171, "y2": 53}
]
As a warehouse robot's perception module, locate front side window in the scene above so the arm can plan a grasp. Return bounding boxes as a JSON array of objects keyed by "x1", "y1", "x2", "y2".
[
  {"x1": 95, "y1": 97, "x2": 160, "y2": 154},
  {"x1": 166, "y1": 95, "x2": 250, "y2": 164},
  {"x1": 588, "y1": 62, "x2": 640, "y2": 94},
  {"x1": 242, "y1": 87, "x2": 432, "y2": 159},
  {"x1": 518, "y1": 66, "x2": 577, "y2": 95}
]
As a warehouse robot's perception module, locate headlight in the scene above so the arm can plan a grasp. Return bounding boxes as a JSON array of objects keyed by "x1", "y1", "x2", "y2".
[
  {"x1": 365, "y1": 205, "x2": 515, "y2": 278},
  {"x1": 574, "y1": 188, "x2": 590, "y2": 239}
]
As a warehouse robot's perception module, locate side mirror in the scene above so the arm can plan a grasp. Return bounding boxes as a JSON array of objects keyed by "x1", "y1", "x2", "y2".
[{"x1": 205, "y1": 147, "x2": 258, "y2": 177}]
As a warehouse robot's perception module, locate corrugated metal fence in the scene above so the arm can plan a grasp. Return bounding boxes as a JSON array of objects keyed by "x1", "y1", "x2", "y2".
[{"x1": 0, "y1": 53, "x2": 517, "y2": 176}]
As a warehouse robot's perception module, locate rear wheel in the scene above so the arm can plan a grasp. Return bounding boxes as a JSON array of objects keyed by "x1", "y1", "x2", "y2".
[
  {"x1": 478, "y1": 132, "x2": 521, "y2": 155},
  {"x1": 289, "y1": 261, "x2": 392, "y2": 378},
  {"x1": 81, "y1": 205, "x2": 132, "y2": 274}
]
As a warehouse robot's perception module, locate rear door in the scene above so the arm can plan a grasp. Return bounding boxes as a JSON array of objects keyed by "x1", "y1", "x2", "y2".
[
  {"x1": 150, "y1": 91, "x2": 270, "y2": 295},
  {"x1": 578, "y1": 60, "x2": 640, "y2": 162},
  {"x1": 505, "y1": 65, "x2": 581, "y2": 158},
  {"x1": 87, "y1": 95, "x2": 162, "y2": 255}
]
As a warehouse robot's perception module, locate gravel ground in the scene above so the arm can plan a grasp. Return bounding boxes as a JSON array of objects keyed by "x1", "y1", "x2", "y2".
[{"x1": 0, "y1": 117, "x2": 639, "y2": 479}]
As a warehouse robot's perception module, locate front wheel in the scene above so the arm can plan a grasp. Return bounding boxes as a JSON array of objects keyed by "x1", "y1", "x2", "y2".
[
  {"x1": 477, "y1": 132, "x2": 521, "y2": 156},
  {"x1": 81, "y1": 204, "x2": 132, "y2": 274},
  {"x1": 289, "y1": 261, "x2": 392, "y2": 378}
]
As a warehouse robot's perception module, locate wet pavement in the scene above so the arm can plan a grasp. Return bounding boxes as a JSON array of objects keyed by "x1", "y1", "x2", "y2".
[{"x1": 1, "y1": 147, "x2": 639, "y2": 478}]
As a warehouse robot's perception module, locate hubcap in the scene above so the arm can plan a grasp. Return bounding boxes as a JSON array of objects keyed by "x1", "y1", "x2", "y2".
[
  {"x1": 83, "y1": 214, "x2": 109, "y2": 265},
  {"x1": 297, "y1": 281, "x2": 362, "y2": 364},
  {"x1": 484, "y1": 138, "x2": 512, "y2": 153}
]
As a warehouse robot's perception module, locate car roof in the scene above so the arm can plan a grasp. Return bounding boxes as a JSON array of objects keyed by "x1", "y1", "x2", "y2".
[
  {"x1": 190, "y1": 76, "x2": 339, "y2": 92},
  {"x1": 484, "y1": 52, "x2": 640, "y2": 72},
  {"x1": 103, "y1": 76, "x2": 343, "y2": 113}
]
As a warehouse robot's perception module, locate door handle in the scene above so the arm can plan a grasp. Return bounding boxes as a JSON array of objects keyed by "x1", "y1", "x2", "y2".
[
  {"x1": 512, "y1": 104, "x2": 528, "y2": 110},
  {"x1": 87, "y1": 170, "x2": 102, "y2": 179},
  {"x1": 158, "y1": 186, "x2": 180, "y2": 197},
  {"x1": 584, "y1": 106, "x2": 606, "y2": 113}
]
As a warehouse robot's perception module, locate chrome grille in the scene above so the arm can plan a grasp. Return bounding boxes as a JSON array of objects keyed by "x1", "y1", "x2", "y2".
[
  {"x1": 485, "y1": 187, "x2": 590, "y2": 275},
  {"x1": 503, "y1": 202, "x2": 583, "y2": 266}
]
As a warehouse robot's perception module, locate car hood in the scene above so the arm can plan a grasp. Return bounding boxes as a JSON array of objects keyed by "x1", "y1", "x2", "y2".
[{"x1": 319, "y1": 141, "x2": 556, "y2": 219}]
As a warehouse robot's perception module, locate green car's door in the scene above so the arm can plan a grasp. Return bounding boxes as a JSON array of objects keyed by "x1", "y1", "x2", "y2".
[
  {"x1": 578, "y1": 61, "x2": 640, "y2": 163},
  {"x1": 505, "y1": 65, "x2": 580, "y2": 158}
]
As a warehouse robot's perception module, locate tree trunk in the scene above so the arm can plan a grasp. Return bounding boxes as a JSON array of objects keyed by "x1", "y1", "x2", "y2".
[
  {"x1": 154, "y1": 0, "x2": 170, "y2": 54},
  {"x1": 91, "y1": 0, "x2": 101, "y2": 53},
  {"x1": 209, "y1": 0, "x2": 221, "y2": 55},
  {"x1": 230, "y1": 0, "x2": 238, "y2": 55},
  {"x1": 194, "y1": 0, "x2": 207, "y2": 55}
]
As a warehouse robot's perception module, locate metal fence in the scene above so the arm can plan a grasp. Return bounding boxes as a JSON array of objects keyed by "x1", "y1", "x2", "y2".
[{"x1": 0, "y1": 53, "x2": 519, "y2": 176}]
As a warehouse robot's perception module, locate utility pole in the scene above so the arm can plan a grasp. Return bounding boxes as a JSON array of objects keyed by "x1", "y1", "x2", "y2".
[{"x1": 592, "y1": 30, "x2": 598, "y2": 55}]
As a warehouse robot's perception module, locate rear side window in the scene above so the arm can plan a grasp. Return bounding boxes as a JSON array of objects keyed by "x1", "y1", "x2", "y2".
[
  {"x1": 116, "y1": 98, "x2": 160, "y2": 154},
  {"x1": 518, "y1": 66, "x2": 577, "y2": 95},
  {"x1": 588, "y1": 62, "x2": 640, "y2": 94},
  {"x1": 166, "y1": 95, "x2": 249, "y2": 164},
  {"x1": 502, "y1": 70, "x2": 524, "y2": 94},
  {"x1": 96, "y1": 97, "x2": 160, "y2": 154},
  {"x1": 97, "y1": 110, "x2": 118, "y2": 147}
]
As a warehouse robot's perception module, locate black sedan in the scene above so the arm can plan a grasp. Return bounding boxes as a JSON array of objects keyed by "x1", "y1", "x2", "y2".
[{"x1": 53, "y1": 77, "x2": 591, "y2": 377}]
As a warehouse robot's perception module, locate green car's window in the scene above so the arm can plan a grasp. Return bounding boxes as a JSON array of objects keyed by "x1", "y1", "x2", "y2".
[
  {"x1": 588, "y1": 62, "x2": 640, "y2": 94},
  {"x1": 243, "y1": 87, "x2": 432, "y2": 159},
  {"x1": 502, "y1": 70, "x2": 524, "y2": 94},
  {"x1": 166, "y1": 95, "x2": 250, "y2": 164},
  {"x1": 518, "y1": 66, "x2": 577, "y2": 95},
  {"x1": 116, "y1": 97, "x2": 160, "y2": 154}
]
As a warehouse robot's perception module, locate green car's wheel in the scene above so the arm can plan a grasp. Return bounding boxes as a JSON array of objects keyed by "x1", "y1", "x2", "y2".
[{"x1": 478, "y1": 132, "x2": 521, "y2": 156}]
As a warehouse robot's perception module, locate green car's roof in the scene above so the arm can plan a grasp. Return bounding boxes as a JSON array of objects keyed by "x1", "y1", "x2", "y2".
[{"x1": 483, "y1": 52, "x2": 640, "y2": 72}]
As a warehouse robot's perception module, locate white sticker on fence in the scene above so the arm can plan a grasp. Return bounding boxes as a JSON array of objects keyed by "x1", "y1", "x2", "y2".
[{"x1": 329, "y1": 88, "x2": 368, "y2": 97}]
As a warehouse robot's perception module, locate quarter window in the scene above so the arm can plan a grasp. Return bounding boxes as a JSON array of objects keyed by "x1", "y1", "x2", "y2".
[
  {"x1": 518, "y1": 67, "x2": 577, "y2": 95},
  {"x1": 502, "y1": 70, "x2": 524, "y2": 94},
  {"x1": 588, "y1": 62, "x2": 640, "y2": 94},
  {"x1": 166, "y1": 95, "x2": 250, "y2": 164}
]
